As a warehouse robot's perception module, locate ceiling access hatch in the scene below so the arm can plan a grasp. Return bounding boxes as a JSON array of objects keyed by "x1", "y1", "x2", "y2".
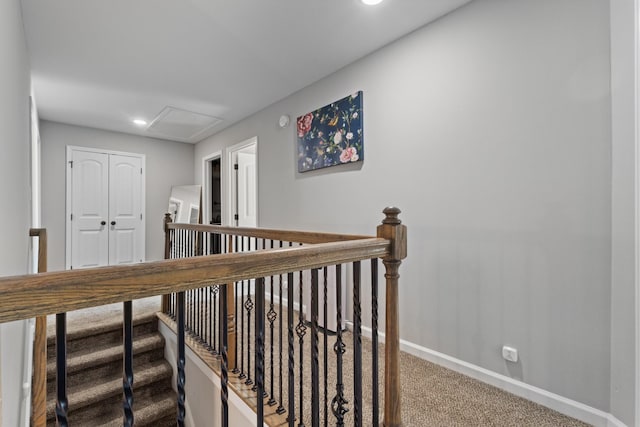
[{"x1": 147, "y1": 106, "x2": 223, "y2": 143}]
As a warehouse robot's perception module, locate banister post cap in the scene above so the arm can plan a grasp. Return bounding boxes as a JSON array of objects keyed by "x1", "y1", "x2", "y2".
[
  {"x1": 382, "y1": 207, "x2": 402, "y2": 225},
  {"x1": 378, "y1": 207, "x2": 407, "y2": 261}
]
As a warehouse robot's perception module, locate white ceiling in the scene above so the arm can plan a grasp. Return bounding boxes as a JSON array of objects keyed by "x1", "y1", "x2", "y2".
[{"x1": 21, "y1": 0, "x2": 471, "y2": 143}]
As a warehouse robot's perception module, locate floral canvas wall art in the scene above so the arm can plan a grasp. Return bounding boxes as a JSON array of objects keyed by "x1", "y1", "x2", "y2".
[{"x1": 296, "y1": 91, "x2": 363, "y2": 172}]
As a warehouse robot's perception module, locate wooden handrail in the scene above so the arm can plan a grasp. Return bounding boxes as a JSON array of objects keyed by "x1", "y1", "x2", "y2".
[
  {"x1": 28, "y1": 228, "x2": 47, "y2": 427},
  {"x1": 166, "y1": 222, "x2": 372, "y2": 244},
  {"x1": 0, "y1": 238, "x2": 390, "y2": 324},
  {"x1": 17, "y1": 209, "x2": 406, "y2": 427}
]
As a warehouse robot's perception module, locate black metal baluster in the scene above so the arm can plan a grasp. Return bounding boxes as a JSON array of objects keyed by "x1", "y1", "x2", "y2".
[
  {"x1": 243, "y1": 237, "x2": 253, "y2": 387},
  {"x1": 256, "y1": 277, "x2": 266, "y2": 426},
  {"x1": 199, "y1": 286, "x2": 204, "y2": 342},
  {"x1": 287, "y1": 271, "x2": 295, "y2": 427},
  {"x1": 246, "y1": 279, "x2": 254, "y2": 387},
  {"x1": 296, "y1": 271, "x2": 307, "y2": 427},
  {"x1": 186, "y1": 289, "x2": 191, "y2": 335},
  {"x1": 123, "y1": 301, "x2": 134, "y2": 427},
  {"x1": 239, "y1": 278, "x2": 246, "y2": 379},
  {"x1": 311, "y1": 269, "x2": 320, "y2": 427},
  {"x1": 187, "y1": 232, "x2": 193, "y2": 335},
  {"x1": 323, "y1": 267, "x2": 328, "y2": 427},
  {"x1": 213, "y1": 285, "x2": 219, "y2": 353},
  {"x1": 177, "y1": 291, "x2": 186, "y2": 427},
  {"x1": 331, "y1": 264, "x2": 348, "y2": 426},
  {"x1": 55, "y1": 313, "x2": 69, "y2": 427},
  {"x1": 194, "y1": 286, "x2": 199, "y2": 338},
  {"x1": 371, "y1": 258, "x2": 380, "y2": 426},
  {"x1": 220, "y1": 284, "x2": 229, "y2": 427},
  {"x1": 276, "y1": 242, "x2": 286, "y2": 415},
  {"x1": 267, "y1": 240, "x2": 277, "y2": 406},
  {"x1": 204, "y1": 286, "x2": 209, "y2": 346},
  {"x1": 207, "y1": 286, "x2": 213, "y2": 351},
  {"x1": 233, "y1": 280, "x2": 240, "y2": 374},
  {"x1": 353, "y1": 261, "x2": 362, "y2": 427},
  {"x1": 196, "y1": 284, "x2": 201, "y2": 338},
  {"x1": 210, "y1": 285, "x2": 215, "y2": 352},
  {"x1": 193, "y1": 287, "x2": 198, "y2": 336},
  {"x1": 238, "y1": 237, "x2": 246, "y2": 377}
]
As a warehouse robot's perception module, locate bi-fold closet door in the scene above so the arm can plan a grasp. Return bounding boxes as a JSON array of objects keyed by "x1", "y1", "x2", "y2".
[{"x1": 67, "y1": 147, "x2": 145, "y2": 269}]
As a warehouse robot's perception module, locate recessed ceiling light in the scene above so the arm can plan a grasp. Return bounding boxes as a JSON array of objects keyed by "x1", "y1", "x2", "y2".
[
  {"x1": 361, "y1": 0, "x2": 383, "y2": 5},
  {"x1": 133, "y1": 119, "x2": 147, "y2": 126}
]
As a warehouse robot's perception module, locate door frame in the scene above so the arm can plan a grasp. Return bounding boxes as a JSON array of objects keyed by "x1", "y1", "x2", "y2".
[
  {"x1": 635, "y1": 0, "x2": 640, "y2": 422},
  {"x1": 65, "y1": 146, "x2": 146, "y2": 269},
  {"x1": 202, "y1": 150, "x2": 222, "y2": 226},
  {"x1": 224, "y1": 137, "x2": 258, "y2": 227}
]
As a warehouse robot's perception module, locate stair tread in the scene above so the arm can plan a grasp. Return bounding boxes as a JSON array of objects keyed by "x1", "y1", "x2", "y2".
[
  {"x1": 47, "y1": 333, "x2": 164, "y2": 376},
  {"x1": 46, "y1": 359, "x2": 173, "y2": 419},
  {"x1": 46, "y1": 312, "x2": 158, "y2": 345},
  {"x1": 93, "y1": 391, "x2": 177, "y2": 427}
]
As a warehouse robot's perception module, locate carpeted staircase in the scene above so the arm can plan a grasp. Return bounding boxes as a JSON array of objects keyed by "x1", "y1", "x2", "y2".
[{"x1": 45, "y1": 312, "x2": 177, "y2": 426}]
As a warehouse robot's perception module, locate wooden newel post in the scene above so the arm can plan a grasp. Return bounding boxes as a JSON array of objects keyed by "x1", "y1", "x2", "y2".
[
  {"x1": 162, "y1": 213, "x2": 173, "y2": 313},
  {"x1": 377, "y1": 207, "x2": 407, "y2": 427},
  {"x1": 29, "y1": 228, "x2": 48, "y2": 427}
]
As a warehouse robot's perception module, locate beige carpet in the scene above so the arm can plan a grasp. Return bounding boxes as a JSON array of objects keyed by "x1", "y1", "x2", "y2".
[
  {"x1": 56, "y1": 296, "x2": 590, "y2": 427},
  {"x1": 46, "y1": 296, "x2": 162, "y2": 337}
]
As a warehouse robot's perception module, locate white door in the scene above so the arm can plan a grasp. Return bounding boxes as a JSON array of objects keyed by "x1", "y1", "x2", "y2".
[
  {"x1": 109, "y1": 155, "x2": 143, "y2": 265},
  {"x1": 70, "y1": 151, "x2": 110, "y2": 268},
  {"x1": 68, "y1": 148, "x2": 145, "y2": 269},
  {"x1": 237, "y1": 151, "x2": 256, "y2": 227}
]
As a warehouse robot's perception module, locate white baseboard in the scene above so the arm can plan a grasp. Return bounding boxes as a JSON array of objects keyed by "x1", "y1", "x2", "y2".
[
  {"x1": 346, "y1": 322, "x2": 624, "y2": 427},
  {"x1": 606, "y1": 414, "x2": 628, "y2": 427}
]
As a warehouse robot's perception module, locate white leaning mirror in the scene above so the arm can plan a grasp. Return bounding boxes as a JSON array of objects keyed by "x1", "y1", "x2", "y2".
[{"x1": 168, "y1": 185, "x2": 202, "y2": 224}]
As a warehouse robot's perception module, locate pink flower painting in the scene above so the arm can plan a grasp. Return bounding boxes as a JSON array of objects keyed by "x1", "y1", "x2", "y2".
[
  {"x1": 340, "y1": 147, "x2": 359, "y2": 163},
  {"x1": 296, "y1": 91, "x2": 363, "y2": 172}
]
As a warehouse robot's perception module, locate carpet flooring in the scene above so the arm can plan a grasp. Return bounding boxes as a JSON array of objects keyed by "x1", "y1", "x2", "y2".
[
  {"x1": 56, "y1": 296, "x2": 590, "y2": 427},
  {"x1": 227, "y1": 297, "x2": 591, "y2": 427}
]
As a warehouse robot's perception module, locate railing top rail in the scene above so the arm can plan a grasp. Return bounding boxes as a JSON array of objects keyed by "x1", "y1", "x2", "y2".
[
  {"x1": 166, "y1": 222, "x2": 372, "y2": 244},
  {"x1": 0, "y1": 237, "x2": 390, "y2": 324}
]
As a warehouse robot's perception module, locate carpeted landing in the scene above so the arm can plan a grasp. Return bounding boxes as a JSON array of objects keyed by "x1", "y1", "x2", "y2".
[
  {"x1": 226, "y1": 298, "x2": 591, "y2": 427},
  {"x1": 47, "y1": 297, "x2": 591, "y2": 426}
]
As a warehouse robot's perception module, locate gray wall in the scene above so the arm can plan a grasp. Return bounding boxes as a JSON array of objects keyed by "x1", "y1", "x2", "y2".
[
  {"x1": 40, "y1": 121, "x2": 195, "y2": 271},
  {"x1": 195, "y1": 0, "x2": 613, "y2": 412},
  {"x1": 0, "y1": 0, "x2": 33, "y2": 425},
  {"x1": 609, "y1": 0, "x2": 637, "y2": 425}
]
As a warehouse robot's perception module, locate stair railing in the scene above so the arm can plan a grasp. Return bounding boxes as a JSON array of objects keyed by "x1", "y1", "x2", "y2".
[
  {"x1": 0, "y1": 207, "x2": 405, "y2": 427},
  {"x1": 163, "y1": 207, "x2": 407, "y2": 427}
]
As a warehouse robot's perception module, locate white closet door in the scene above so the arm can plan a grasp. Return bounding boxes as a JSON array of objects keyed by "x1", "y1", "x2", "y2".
[
  {"x1": 109, "y1": 154, "x2": 143, "y2": 265},
  {"x1": 68, "y1": 147, "x2": 145, "y2": 269},
  {"x1": 237, "y1": 151, "x2": 256, "y2": 227},
  {"x1": 71, "y1": 150, "x2": 109, "y2": 269}
]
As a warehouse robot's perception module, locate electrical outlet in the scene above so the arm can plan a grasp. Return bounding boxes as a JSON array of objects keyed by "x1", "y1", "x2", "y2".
[{"x1": 502, "y1": 345, "x2": 518, "y2": 363}]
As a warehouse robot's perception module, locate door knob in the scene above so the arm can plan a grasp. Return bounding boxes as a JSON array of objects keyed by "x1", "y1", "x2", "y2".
[
  {"x1": 111, "y1": 221, "x2": 116, "y2": 226},
  {"x1": 100, "y1": 221, "x2": 106, "y2": 226}
]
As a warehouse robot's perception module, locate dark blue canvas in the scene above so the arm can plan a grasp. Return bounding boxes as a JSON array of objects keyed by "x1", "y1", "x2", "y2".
[{"x1": 296, "y1": 91, "x2": 363, "y2": 172}]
